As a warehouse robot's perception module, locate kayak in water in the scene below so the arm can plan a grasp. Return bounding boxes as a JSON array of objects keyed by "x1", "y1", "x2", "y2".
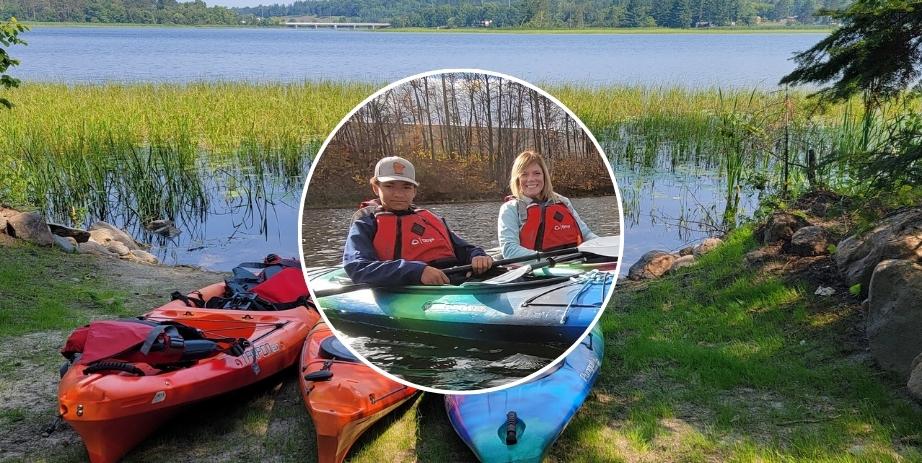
[
  {"x1": 299, "y1": 320, "x2": 418, "y2": 463},
  {"x1": 307, "y1": 261, "x2": 614, "y2": 347},
  {"x1": 57, "y1": 256, "x2": 319, "y2": 463},
  {"x1": 444, "y1": 324, "x2": 604, "y2": 462}
]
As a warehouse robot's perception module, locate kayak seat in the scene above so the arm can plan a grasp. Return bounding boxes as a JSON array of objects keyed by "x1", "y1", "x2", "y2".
[{"x1": 319, "y1": 337, "x2": 358, "y2": 362}]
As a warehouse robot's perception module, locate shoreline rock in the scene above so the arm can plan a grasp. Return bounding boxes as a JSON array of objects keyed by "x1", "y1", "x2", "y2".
[
  {"x1": 6, "y1": 211, "x2": 54, "y2": 246},
  {"x1": 836, "y1": 207, "x2": 922, "y2": 297},
  {"x1": 628, "y1": 250, "x2": 677, "y2": 280},
  {"x1": 866, "y1": 259, "x2": 922, "y2": 379}
]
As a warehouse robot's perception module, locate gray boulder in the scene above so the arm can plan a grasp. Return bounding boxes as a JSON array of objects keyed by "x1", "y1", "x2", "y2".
[
  {"x1": 128, "y1": 249, "x2": 159, "y2": 265},
  {"x1": 669, "y1": 254, "x2": 696, "y2": 272},
  {"x1": 6, "y1": 211, "x2": 54, "y2": 246},
  {"x1": 909, "y1": 354, "x2": 922, "y2": 403},
  {"x1": 790, "y1": 226, "x2": 829, "y2": 257},
  {"x1": 866, "y1": 259, "x2": 922, "y2": 378},
  {"x1": 77, "y1": 240, "x2": 117, "y2": 256},
  {"x1": 693, "y1": 237, "x2": 723, "y2": 256},
  {"x1": 0, "y1": 207, "x2": 16, "y2": 233},
  {"x1": 628, "y1": 251, "x2": 677, "y2": 280},
  {"x1": 678, "y1": 246, "x2": 694, "y2": 256},
  {"x1": 836, "y1": 208, "x2": 922, "y2": 296},
  {"x1": 106, "y1": 241, "x2": 131, "y2": 256},
  {"x1": 52, "y1": 235, "x2": 77, "y2": 253},
  {"x1": 48, "y1": 223, "x2": 91, "y2": 243},
  {"x1": 761, "y1": 212, "x2": 810, "y2": 244},
  {"x1": 88, "y1": 221, "x2": 140, "y2": 251}
]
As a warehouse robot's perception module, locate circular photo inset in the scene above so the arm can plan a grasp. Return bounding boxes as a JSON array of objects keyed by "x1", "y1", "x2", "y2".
[{"x1": 300, "y1": 69, "x2": 623, "y2": 393}]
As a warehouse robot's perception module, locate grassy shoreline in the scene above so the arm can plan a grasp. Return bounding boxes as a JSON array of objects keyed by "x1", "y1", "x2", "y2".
[
  {"x1": 2, "y1": 207, "x2": 920, "y2": 461},
  {"x1": 0, "y1": 81, "x2": 871, "y2": 219}
]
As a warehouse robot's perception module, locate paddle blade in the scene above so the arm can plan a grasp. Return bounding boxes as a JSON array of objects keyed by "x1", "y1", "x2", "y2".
[
  {"x1": 481, "y1": 264, "x2": 533, "y2": 285},
  {"x1": 577, "y1": 235, "x2": 621, "y2": 257}
]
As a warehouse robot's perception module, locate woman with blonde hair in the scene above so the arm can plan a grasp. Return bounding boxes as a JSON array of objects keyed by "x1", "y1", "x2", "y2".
[{"x1": 498, "y1": 150, "x2": 598, "y2": 259}]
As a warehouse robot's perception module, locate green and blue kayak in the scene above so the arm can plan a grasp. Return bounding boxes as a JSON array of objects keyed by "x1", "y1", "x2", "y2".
[
  {"x1": 445, "y1": 325, "x2": 604, "y2": 462},
  {"x1": 306, "y1": 263, "x2": 614, "y2": 346}
]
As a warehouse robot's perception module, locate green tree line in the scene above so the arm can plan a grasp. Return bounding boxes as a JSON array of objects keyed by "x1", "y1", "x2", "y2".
[
  {"x1": 2, "y1": 0, "x2": 850, "y2": 27},
  {"x1": 0, "y1": 0, "x2": 248, "y2": 25},
  {"x1": 240, "y1": 0, "x2": 851, "y2": 28}
]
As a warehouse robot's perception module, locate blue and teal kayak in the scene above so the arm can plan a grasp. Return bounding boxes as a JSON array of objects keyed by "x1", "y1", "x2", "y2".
[
  {"x1": 444, "y1": 325, "x2": 604, "y2": 462},
  {"x1": 306, "y1": 264, "x2": 614, "y2": 346}
]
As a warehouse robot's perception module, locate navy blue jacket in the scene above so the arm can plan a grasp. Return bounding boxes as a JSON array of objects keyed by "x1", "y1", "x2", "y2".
[{"x1": 343, "y1": 208, "x2": 487, "y2": 286}]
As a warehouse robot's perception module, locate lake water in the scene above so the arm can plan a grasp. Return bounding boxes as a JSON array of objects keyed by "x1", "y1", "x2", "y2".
[
  {"x1": 13, "y1": 26, "x2": 794, "y2": 271},
  {"x1": 17, "y1": 27, "x2": 823, "y2": 87}
]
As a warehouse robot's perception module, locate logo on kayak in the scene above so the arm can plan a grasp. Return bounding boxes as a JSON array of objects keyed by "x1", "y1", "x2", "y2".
[
  {"x1": 151, "y1": 391, "x2": 166, "y2": 404},
  {"x1": 231, "y1": 343, "x2": 281, "y2": 367},
  {"x1": 580, "y1": 357, "x2": 600, "y2": 381},
  {"x1": 411, "y1": 237, "x2": 435, "y2": 245}
]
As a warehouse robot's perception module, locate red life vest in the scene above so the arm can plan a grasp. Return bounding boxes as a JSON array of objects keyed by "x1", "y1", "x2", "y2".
[
  {"x1": 519, "y1": 202, "x2": 583, "y2": 251},
  {"x1": 372, "y1": 208, "x2": 457, "y2": 263}
]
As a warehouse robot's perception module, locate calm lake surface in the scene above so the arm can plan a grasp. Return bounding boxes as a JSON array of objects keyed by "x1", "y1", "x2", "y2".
[{"x1": 19, "y1": 27, "x2": 823, "y2": 87}]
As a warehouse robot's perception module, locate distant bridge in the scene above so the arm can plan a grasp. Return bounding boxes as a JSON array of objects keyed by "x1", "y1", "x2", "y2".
[{"x1": 283, "y1": 22, "x2": 391, "y2": 30}]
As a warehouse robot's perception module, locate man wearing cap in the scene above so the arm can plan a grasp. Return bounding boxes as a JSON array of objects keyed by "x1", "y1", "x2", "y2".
[{"x1": 343, "y1": 156, "x2": 494, "y2": 286}]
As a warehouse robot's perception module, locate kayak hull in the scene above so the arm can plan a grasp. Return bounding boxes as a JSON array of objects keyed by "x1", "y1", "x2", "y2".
[
  {"x1": 299, "y1": 321, "x2": 418, "y2": 463},
  {"x1": 445, "y1": 325, "x2": 604, "y2": 463},
  {"x1": 58, "y1": 282, "x2": 318, "y2": 463},
  {"x1": 309, "y1": 266, "x2": 614, "y2": 345}
]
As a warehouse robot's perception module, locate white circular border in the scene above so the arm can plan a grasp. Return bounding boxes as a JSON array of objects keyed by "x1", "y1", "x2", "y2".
[{"x1": 298, "y1": 68, "x2": 625, "y2": 395}]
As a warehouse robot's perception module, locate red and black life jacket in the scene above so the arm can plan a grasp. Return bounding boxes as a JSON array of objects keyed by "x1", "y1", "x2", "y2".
[
  {"x1": 61, "y1": 319, "x2": 230, "y2": 370},
  {"x1": 369, "y1": 207, "x2": 457, "y2": 264},
  {"x1": 519, "y1": 201, "x2": 583, "y2": 252},
  {"x1": 172, "y1": 255, "x2": 311, "y2": 312}
]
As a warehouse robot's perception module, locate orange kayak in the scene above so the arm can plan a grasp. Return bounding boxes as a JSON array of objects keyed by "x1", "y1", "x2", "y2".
[
  {"x1": 299, "y1": 321, "x2": 418, "y2": 463},
  {"x1": 59, "y1": 274, "x2": 319, "y2": 463}
]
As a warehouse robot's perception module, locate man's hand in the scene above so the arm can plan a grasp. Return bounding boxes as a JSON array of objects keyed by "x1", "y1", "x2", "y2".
[
  {"x1": 420, "y1": 266, "x2": 450, "y2": 285},
  {"x1": 470, "y1": 255, "x2": 494, "y2": 275}
]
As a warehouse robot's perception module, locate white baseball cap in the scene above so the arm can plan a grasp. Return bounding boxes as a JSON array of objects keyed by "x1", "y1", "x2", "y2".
[{"x1": 374, "y1": 156, "x2": 418, "y2": 186}]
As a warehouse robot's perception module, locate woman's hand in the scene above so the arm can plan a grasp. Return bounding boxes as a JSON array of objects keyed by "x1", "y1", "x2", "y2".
[
  {"x1": 420, "y1": 266, "x2": 450, "y2": 285},
  {"x1": 470, "y1": 255, "x2": 494, "y2": 275}
]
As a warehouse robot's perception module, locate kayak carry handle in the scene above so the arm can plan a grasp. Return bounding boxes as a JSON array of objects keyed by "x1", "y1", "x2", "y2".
[
  {"x1": 303, "y1": 370, "x2": 334, "y2": 381},
  {"x1": 304, "y1": 360, "x2": 334, "y2": 382},
  {"x1": 506, "y1": 411, "x2": 518, "y2": 445}
]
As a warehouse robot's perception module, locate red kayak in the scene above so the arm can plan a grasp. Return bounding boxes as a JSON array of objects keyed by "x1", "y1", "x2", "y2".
[
  {"x1": 299, "y1": 321, "x2": 418, "y2": 463},
  {"x1": 58, "y1": 257, "x2": 319, "y2": 463}
]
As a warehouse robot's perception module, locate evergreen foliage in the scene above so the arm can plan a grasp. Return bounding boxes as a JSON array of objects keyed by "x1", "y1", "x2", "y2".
[{"x1": 781, "y1": 0, "x2": 922, "y2": 189}]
